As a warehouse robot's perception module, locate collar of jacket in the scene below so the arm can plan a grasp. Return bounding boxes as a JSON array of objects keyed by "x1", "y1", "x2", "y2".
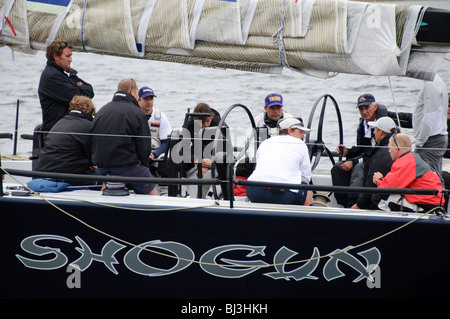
[
  {"x1": 398, "y1": 150, "x2": 411, "y2": 159},
  {"x1": 113, "y1": 91, "x2": 140, "y2": 107},
  {"x1": 47, "y1": 60, "x2": 78, "y2": 76},
  {"x1": 264, "y1": 112, "x2": 282, "y2": 128},
  {"x1": 68, "y1": 109, "x2": 93, "y2": 121},
  {"x1": 378, "y1": 133, "x2": 393, "y2": 146}
]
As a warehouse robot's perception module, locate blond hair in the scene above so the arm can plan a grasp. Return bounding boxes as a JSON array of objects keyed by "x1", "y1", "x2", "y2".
[{"x1": 69, "y1": 96, "x2": 96, "y2": 116}]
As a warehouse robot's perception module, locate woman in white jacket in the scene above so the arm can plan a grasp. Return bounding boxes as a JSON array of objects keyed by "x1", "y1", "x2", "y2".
[{"x1": 246, "y1": 118, "x2": 312, "y2": 206}]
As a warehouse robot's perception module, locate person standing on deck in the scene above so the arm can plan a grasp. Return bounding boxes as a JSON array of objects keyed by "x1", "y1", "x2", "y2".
[
  {"x1": 38, "y1": 40, "x2": 94, "y2": 133},
  {"x1": 413, "y1": 73, "x2": 448, "y2": 184}
]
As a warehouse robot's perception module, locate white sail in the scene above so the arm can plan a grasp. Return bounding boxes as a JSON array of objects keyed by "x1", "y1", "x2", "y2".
[{"x1": 0, "y1": 0, "x2": 448, "y2": 79}]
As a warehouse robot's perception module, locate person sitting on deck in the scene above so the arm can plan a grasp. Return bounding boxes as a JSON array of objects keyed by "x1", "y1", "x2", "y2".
[
  {"x1": 183, "y1": 103, "x2": 230, "y2": 198},
  {"x1": 373, "y1": 133, "x2": 444, "y2": 212},
  {"x1": 246, "y1": 118, "x2": 312, "y2": 206},
  {"x1": 351, "y1": 117, "x2": 397, "y2": 210},
  {"x1": 91, "y1": 79, "x2": 158, "y2": 195},
  {"x1": 234, "y1": 93, "x2": 296, "y2": 197},
  {"x1": 36, "y1": 95, "x2": 96, "y2": 186},
  {"x1": 253, "y1": 93, "x2": 294, "y2": 137},
  {"x1": 138, "y1": 86, "x2": 174, "y2": 195},
  {"x1": 331, "y1": 93, "x2": 412, "y2": 208},
  {"x1": 138, "y1": 86, "x2": 172, "y2": 174}
]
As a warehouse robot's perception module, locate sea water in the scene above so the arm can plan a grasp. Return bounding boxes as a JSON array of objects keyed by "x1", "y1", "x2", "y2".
[{"x1": 0, "y1": 0, "x2": 449, "y2": 172}]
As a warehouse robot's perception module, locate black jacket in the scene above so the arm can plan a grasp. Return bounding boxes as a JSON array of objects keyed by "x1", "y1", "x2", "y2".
[
  {"x1": 37, "y1": 110, "x2": 93, "y2": 174},
  {"x1": 183, "y1": 108, "x2": 226, "y2": 171},
  {"x1": 346, "y1": 104, "x2": 412, "y2": 164},
  {"x1": 356, "y1": 133, "x2": 394, "y2": 209},
  {"x1": 38, "y1": 61, "x2": 94, "y2": 132},
  {"x1": 91, "y1": 92, "x2": 151, "y2": 168}
]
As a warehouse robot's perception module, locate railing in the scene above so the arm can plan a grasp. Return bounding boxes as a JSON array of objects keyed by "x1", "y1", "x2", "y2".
[{"x1": 1, "y1": 167, "x2": 446, "y2": 212}]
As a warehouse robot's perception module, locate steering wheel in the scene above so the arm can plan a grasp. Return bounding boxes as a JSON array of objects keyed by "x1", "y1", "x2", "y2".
[
  {"x1": 305, "y1": 95, "x2": 344, "y2": 201},
  {"x1": 209, "y1": 103, "x2": 256, "y2": 200},
  {"x1": 305, "y1": 94, "x2": 343, "y2": 171}
]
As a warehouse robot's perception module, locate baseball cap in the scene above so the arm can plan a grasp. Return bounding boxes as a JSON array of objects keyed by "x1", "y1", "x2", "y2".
[
  {"x1": 357, "y1": 94, "x2": 375, "y2": 107},
  {"x1": 368, "y1": 117, "x2": 397, "y2": 133},
  {"x1": 265, "y1": 93, "x2": 283, "y2": 107},
  {"x1": 139, "y1": 86, "x2": 156, "y2": 98},
  {"x1": 278, "y1": 117, "x2": 311, "y2": 133}
]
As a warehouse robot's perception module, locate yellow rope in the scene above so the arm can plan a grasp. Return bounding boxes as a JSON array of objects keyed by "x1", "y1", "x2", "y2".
[{"x1": 1, "y1": 167, "x2": 443, "y2": 269}]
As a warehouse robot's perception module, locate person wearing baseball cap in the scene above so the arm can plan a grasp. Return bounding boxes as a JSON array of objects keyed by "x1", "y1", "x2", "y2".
[
  {"x1": 138, "y1": 86, "x2": 156, "y2": 98},
  {"x1": 137, "y1": 86, "x2": 173, "y2": 189},
  {"x1": 356, "y1": 93, "x2": 376, "y2": 108},
  {"x1": 367, "y1": 116, "x2": 397, "y2": 134},
  {"x1": 253, "y1": 93, "x2": 294, "y2": 137},
  {"x1": 246, "y1": 117, "x2": 312, "y2": 206},
  {"x1": 331, "y1": 93, "x2": 413, "y2": 207},
  {"x1": 277, "y1": 117, "x2": 311, "y2": 134},
  {"x1": 351, "y1": 117, "x2": 398, "y2": 210}
]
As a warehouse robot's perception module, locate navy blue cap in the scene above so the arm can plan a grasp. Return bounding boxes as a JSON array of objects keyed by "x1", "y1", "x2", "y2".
[
  {"x1": 139, "y1": 86, "x2": 156, "y2": 98},
  {"x1": 357, "y1": 94, "x2": 375, "y2": 107},
  {"x1": 265, "y1": 93, "x2": 283, "y2": 107}
]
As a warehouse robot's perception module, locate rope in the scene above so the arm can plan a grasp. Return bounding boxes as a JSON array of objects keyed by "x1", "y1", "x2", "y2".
[
  {"x1": 271, "y1": 0, "x2": 292, "y2": 70},
  {"x1": 387, "y1": 76, "x2": 403, "y2": 131},
  {"x1": 81, "y1": 0, "x2": 88, "y2": 52},
  {"x1": 1, "y1": 167, "x2": 445, "y2": 269}
]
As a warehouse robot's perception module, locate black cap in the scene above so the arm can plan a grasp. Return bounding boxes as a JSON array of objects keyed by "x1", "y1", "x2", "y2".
[{"x1": 357, "y1": 94, "x2": 375, "y2": 107}]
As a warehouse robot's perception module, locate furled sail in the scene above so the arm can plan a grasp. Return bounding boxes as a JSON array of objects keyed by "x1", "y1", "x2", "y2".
[{"x1": 1, "y1": 0, "x2": 449, "y2": 80}]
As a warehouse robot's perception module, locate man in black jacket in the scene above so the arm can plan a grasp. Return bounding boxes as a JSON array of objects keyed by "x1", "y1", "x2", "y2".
[
  {"x1": 331, "y1": 94, "x2": 411, "y2": 207},
  {"x1": 38, "y1": 40, "x2": 95, "y2": 132},
  {"x1": 37, "y1": 95, "x2": 96, "y2": 185},
  {"x1": 91, "y1": 79, "x2": 158, "y2": 195},
  {"x1": 351, "y1": 117, "x2": 398, "y2": 209}
]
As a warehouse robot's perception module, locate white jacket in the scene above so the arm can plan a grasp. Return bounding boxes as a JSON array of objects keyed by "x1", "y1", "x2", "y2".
[{"x1": 413, "y1": 74, "x2": 448, "y2": 147}]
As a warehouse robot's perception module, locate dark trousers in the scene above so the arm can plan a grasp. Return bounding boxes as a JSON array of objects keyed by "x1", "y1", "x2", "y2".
[
  {"x1": 247, "y1": 184, "x2": 308, "y2": 205},
  {"x1": 331, "y1": 161, "x2": 365, "y2": 207}
]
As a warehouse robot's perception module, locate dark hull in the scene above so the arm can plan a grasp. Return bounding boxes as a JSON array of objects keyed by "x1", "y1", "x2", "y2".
[
  {"x1": 1, "y1": 194, "x2": 449, "y2": 300},
  {"x1": 416, "y1": 7, "x2": 450, "y2": 45}
]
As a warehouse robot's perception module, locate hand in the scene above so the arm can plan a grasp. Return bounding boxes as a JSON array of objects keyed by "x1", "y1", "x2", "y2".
[
  {"x1": 340, "y1": 160, "x2": 353, "y2": 172},
  {"x1": 372, "y1": 172, "x2": 383, "y2": 184},
  {"x1": 201, "y1": 158, "x2": 212, "y2": 169},
  {"x1": 336, "y1": 144, "x2": 348, "y2": 157},
  {"x1": 149, "y1": 153, "x2": 155, "y2": 159},
  {"x1": 197, "y1": 166, "x2": 210, "y2": 177}
]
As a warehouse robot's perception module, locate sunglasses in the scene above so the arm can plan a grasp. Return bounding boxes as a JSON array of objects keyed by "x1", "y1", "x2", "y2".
[
  {"x1": 391, "y1": 133, "x2": 400, "y2": 150},
  {"x1": 59, "y1": 42, "x2": 68, "y2": 50}
]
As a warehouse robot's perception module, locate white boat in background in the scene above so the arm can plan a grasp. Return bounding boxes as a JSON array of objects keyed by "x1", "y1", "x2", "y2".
[{"x1": 1, "y1": 0, "x2": 450, "y2": 301}]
